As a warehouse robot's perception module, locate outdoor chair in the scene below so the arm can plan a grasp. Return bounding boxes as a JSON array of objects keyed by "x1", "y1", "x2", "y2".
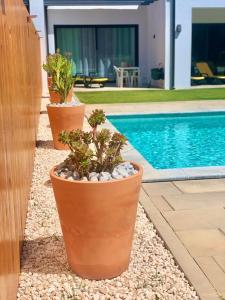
[
  {"x1": 191, "y1": 65, "x2": 206, "y2": 85},
  {"x1": 130, "y1": 69, "x2": 140, "y2": 87},
  {"x1": 196, "y1": 62, "x2": 225, "y2": 84},
  {"x1": 113, "y1": 66, "x2": 130, "y2": 87},
  {"x1": 74, "y1": 73, "x2": 108, "y2": 88}
]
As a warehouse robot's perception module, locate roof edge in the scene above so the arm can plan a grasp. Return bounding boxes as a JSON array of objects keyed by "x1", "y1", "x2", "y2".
[{"x1": 24, "y1": 0, "x2": 157, "y2": 7}]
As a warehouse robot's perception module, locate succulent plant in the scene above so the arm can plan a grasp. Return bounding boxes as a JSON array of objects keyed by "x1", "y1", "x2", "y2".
[
  {"x1": 59, "y1": 110, "x2": 127, "y2": 179},
  {"x1": 43, "y1": 49, "x2": 74, "y2": 103}
]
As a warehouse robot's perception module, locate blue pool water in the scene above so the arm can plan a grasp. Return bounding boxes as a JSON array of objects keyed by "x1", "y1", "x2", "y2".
[{"x1": 108, "y1": 112, "x2": 225, "y2": 169}]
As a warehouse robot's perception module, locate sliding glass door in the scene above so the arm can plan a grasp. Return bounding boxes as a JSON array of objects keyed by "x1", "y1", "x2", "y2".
[{"x1": 55, "y1": 25, "x2": 138, "y2": 80}]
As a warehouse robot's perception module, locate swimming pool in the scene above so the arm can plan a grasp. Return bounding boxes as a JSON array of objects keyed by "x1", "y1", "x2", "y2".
[{"x1": 108, "y1": 112, "x2": 225, "y2": 170}]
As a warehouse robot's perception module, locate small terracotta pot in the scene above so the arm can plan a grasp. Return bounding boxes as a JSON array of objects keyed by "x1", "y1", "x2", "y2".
[
  {"x1": 50, "y1": 163, "x2": 143, "y2": 280},
  {"x1": 47, "y1": 103, "x2": 85, "y2": 150},
  {"x1": 49, "y1": 88, "x2": 74, "y2": 104}
]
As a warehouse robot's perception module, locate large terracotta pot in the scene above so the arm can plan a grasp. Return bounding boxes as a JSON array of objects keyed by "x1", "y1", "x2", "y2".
[
  {"x1": 47, "y1": 103, "x2": 85, "y2": 150},
  {"x1": 50, "y1": 163, "x2": 143, "y2": 280},
  {"x1": 49, "y1": 88, "x2": 73, "y2": 104}
]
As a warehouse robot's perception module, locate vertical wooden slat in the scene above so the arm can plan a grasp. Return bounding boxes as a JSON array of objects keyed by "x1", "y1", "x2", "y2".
[{"x1": 0, "y1": 0, "x2": 41, "y2": 299}]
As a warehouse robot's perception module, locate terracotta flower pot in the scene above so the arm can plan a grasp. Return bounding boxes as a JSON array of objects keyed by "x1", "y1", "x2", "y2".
[
  {"x1": 49, "y1": 88, "x2": 73, "y2": 104},
  {"x1": 47, "y1": 103, "x2": 85, "y2": 150},
  {"x1": 50, "y1": 163, "x2": 143, "y2": 280}
]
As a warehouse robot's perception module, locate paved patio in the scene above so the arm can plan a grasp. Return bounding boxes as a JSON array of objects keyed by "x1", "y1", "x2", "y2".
[
  {"x1": 140, "y1": 179, "x2": 225, "y2": 300},
  {"x1": 85, "y1": 99, "x2": 225, "y2": 115}
]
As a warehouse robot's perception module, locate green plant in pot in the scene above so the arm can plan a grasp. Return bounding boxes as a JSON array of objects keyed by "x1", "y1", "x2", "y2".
[
  {"x1": 43, "y1": 50, "x2": 74, "y2": 104},
  {"x1": 44, "y1": 50, "x2": 85, "y2": 150},
  {"x1": 43, "y1": 51, "x2": 62, "y2": 95},
  {"x1": 51, "y1": 58, "x2": 74, "y2": 103},
  {"x1": 50, "y1": 109, "x2": 143, "y2": 279}
]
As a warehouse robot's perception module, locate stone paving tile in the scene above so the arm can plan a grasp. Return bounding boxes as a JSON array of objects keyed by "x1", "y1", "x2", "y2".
[
  {"x1": 142, "y1": 180, "x2": 225, "y2": 300},
  {"x1": 163, "y1": 192, "x2": 225, "y2": 210},
  {"x1": 220, "y1": 226, "x2": 225, "y2": 235},
  {"x1": 173, "y1": 179, "x2": 225, "y2": 194},
  {"x1": 140, "y1": 187, "x2": 220, "y2": 300},
  {"x1": 195, "y1": 257, "x2": 225, "y2": 296},
  {"x1": 220, "y1": 292, "x2": 225, "y2": 299},
  {"x1": 176, "y1": 229, "x2": 225, "y2": 258},
  {"x1": 214, "y1": 255, "x2": 225, "y2": 273},
  {"x1": 147, "y1": 195, "x2": 174, "y2": 212},
  {"x1": 162, "y1": 208, "x2": 225, "y2": 231},
  {"x1": 142, "y1": 182, "x2": 182, "y2": 196}
]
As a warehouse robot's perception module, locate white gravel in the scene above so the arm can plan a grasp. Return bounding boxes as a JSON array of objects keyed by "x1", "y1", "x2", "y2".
[
  {"x1": 57, "y1": 162, "x2": 138, "y2": 181},
  {"x1": 48, "y1": 99, "x2": 81, "y2": 107},
  {"x1": 17, "y1": 99, "x2": 199, "y2": 300}
]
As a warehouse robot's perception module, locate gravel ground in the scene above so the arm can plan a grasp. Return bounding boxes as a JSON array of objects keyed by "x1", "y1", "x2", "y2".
[{"x1": 17, "y1": 100, "x2": 199, "y2": 300}]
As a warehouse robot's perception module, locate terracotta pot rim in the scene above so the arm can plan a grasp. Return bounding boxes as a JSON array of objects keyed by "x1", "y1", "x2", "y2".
[
  {"x1": 50, "y1": 162, "x2": 143, "y2": 185},
  {"x1": 47, "y1": 103, "x2": 85, "y2": 108}
]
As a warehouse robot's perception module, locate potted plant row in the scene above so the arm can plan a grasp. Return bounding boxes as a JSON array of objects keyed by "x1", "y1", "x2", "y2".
[
  {"x1": 43, "y1": 51, "x2": 85, "y2": 150},
  {"x1": 50, "y1": 110, "x2": 143, "y2": 279}
]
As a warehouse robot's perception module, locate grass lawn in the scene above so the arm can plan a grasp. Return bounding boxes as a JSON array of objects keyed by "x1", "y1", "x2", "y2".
[{"x1": 76, "y1": 88, "x2": 225, "y2": 104}]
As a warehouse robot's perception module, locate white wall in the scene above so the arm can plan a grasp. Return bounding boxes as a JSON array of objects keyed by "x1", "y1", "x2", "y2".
[
  {"x1": 146, "y1": 0, "x2": 166, "y2": 88},
  {"x1": 174, "y1": 0, "x2": 225, "y2": 89},
  {"x1": 164, "y1": 0, "x2": 172, "y2": 90},
  {"x1": 47, "y1": 7, "x2": 150, "y2": 85},
  {"x1": 29, "y1": 0, "x2": 48, "y2": 96}
]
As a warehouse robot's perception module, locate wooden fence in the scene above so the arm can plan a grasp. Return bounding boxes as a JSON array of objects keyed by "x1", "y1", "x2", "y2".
[{"x1": 0, "y1": 0, "x2": 41, "y2": 299}]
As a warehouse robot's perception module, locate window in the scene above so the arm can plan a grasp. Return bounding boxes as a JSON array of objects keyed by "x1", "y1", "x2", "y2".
[{"x1": 55, "y1": 25, "x2": 138, "y2": 80}]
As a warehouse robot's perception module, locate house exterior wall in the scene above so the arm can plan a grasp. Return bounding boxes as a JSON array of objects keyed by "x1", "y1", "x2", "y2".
[
  {"x1": 146, "y1": 0, "x2": 166, "y2": 88},
  {"x1": 29, "y1": 0, "x2": 48, "y2": 96},
  {"x1": 174, "y1": 0, "x2": 225, "y2": 89},
  {"x1": 47, "y1": 7, "x2": 151, "y2": 85}
]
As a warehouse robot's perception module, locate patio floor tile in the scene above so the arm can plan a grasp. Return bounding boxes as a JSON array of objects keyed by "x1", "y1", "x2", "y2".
[
  {"x1": 163, "y1": 192, "x2": 225, "y2": 210},
  {"x1": 173, "y1": 179, "x2": 225, "y2": 193},
  {"x1": 162, "y1": 208, "x2": 225, "y2": 231},
  {"x1": 142, "y1": 182, "x2": 182, "y2": 196},
  {"x1": 213, "y1": 255, "x2": 225, "y2": 273},
  {"x1": 147, "y1": 195, "x2": 174, "y2": 212},
  {"x1": 195, "y1": 256, "x2": 225, "y2": 295},
  {"x1": 176, "y1": 229, "x2": 225, "y2": 258}
]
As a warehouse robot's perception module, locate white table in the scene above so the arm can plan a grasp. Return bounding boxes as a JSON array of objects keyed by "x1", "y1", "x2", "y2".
[{"x1": 117, "y1": 67, "x2": 140, "y2": 88}]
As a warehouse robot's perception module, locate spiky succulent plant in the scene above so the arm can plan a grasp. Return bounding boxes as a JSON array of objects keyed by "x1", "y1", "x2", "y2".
[
  {"x1": 43, "y1": 50, "x2": 74, "y2": 103},
  {"x1": 59, "y1": 110, "x2": 127, "y2": 179}
]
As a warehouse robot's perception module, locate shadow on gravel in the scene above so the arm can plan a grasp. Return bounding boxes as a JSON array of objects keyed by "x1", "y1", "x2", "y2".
[
  {"x1": 36, "y1": 140, "x2": 54, "y2": 149},
  {"x1": 44, "y1": 179, "x2": 52, "y2": 188},
  {"x1": 21, "y1": 236, "x2": 71, "y2": 274}
]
